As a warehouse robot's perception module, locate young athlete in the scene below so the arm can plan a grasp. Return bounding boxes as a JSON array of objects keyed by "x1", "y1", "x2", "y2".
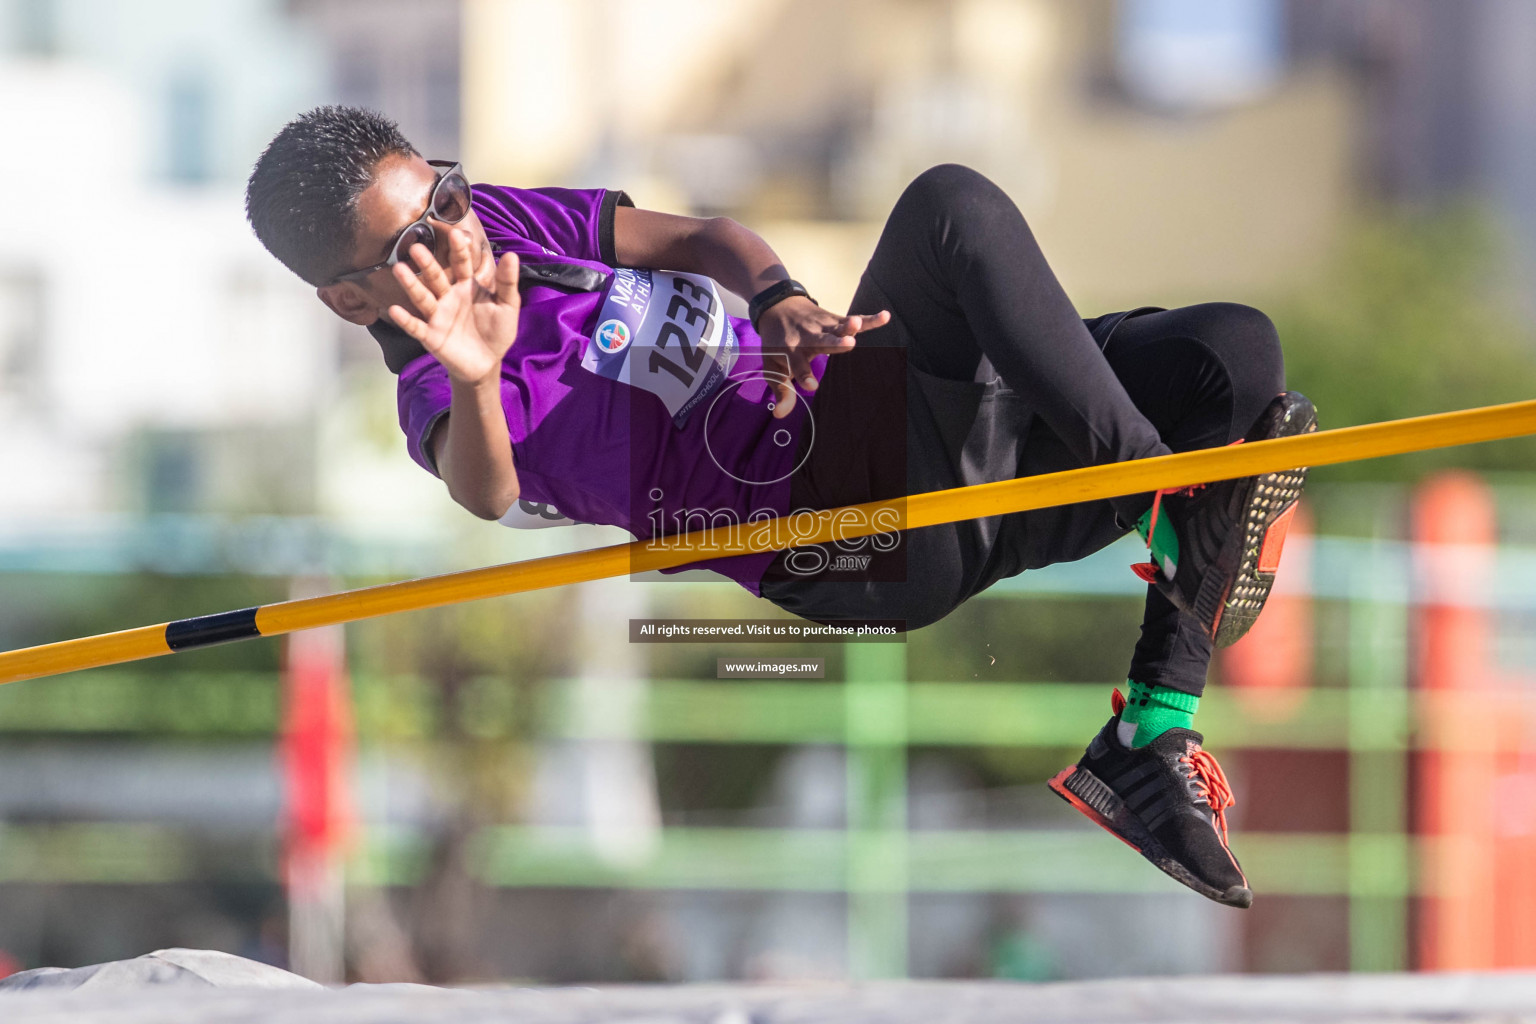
[{"x1": 245, "y1": 106, "x2": 1315, "y2": 909}]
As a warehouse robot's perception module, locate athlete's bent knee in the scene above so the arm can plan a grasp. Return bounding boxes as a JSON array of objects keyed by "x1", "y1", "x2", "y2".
[
  {"x1": 1202, "y1": 302, "x2": 1284, "y2": 394},
  {"x1": 899, "y1": 163, "x2": 1016, "y2": 227}
]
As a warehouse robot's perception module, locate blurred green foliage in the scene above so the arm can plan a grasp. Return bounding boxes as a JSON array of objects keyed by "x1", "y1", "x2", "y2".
[
  {"x1": 1273, "y1": 207, "x2": 1536, "y2": 480},
  {"x1": 0, "y1": 572, "x2": 287, "y2": 671},
  {"x1": 9, "y1": 209, "x2": 1534, "y2": 833}
]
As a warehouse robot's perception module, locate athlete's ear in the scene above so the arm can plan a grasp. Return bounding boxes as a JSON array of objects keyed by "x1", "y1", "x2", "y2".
[{"x1": 317, "y1": 281, "x2": 378, "y2": 326}]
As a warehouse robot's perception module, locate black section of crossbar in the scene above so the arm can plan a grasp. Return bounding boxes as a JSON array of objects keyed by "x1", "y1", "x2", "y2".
[{"x1": 164, "y1": 608, "x2": 262, "y2": 651}]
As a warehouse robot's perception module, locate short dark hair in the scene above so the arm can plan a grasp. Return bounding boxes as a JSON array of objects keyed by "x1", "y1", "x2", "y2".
[{"x1": 245, "y1": 106, "x2": 419, "y2": 286}]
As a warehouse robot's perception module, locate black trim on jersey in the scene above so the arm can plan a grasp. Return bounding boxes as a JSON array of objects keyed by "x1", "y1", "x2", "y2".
[
  {"x1": 418, "y1": 409, "x2": 450, "y2": 478},
  {"x1": 370, "y1": 320, "x2": 429, "y2": 374},
  {"x1": 599, "y1": 189, "x2": 635, "y2": 267}
]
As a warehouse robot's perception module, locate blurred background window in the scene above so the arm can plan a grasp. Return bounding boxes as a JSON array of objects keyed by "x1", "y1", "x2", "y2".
[
  {"x1": 335, "y1": 43, "x2": 380, "y2": 112},
  {"x1": 11, "y1": 0, "x2": 57, "y2": 55},
  {"x1": 166, "y1": 66, "x2": 212, "y2": 184},
  {"x1": 1116, "y1": 0, "x2": 1286, "y2": 112},
  {"x1": 0, "y1": 271, "x2": 43, "y2": 410},
  {"x1": 423, "y1": 52, "x2": 459, "y2": 152}
]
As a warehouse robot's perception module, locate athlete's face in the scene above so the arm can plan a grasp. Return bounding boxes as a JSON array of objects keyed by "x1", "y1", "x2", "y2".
[{"x1": 316, "y1": 153, "x2": 494, "y2": 326}]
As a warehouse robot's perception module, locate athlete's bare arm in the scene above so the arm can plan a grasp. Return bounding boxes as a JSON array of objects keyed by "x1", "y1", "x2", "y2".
[
  {"x1": 383, "y1": 208, "x2": 893, "y2": 523},
  {"x1": 386, "y1": 228, "x2": 523, "y2": 520},
  {"x1": 613, "y1": 207, "x2": 890, "y2": 419}
]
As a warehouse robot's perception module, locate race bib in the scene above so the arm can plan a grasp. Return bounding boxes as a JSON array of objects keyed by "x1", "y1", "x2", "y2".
[
  {"x1": 498, "y1": 498, "x2": 580, "y2": 530},
  {"x1": 581, "y1": 268, "x2": 738, "y2": 427}
]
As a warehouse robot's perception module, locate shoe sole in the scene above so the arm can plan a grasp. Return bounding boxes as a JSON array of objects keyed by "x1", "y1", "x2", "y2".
[
  {"x1": 1048, "y1": 764, "x2": 1254, "y2": 909},
  {"x1": 1196, "y1": 393, "x2": 1318, "y2": 649}
]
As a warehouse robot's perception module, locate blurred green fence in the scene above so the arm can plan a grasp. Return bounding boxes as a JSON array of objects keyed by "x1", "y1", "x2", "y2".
[{"x1": 0, "y1": 527, "x2": 1442, "y2": 975}]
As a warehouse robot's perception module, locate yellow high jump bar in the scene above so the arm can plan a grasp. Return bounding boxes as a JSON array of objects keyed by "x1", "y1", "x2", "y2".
[{"x1": 2, "y1": 398, "x2": 1535, "y2": 687}]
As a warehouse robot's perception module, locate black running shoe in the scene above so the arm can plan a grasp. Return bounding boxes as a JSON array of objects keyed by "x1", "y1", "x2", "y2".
[
  {"x1": 1136, "y1": 391, "x2": 1317, "y2": 648},
  {"x1": 1048, "y1": 690, "x2": 1251, "y2": 908}
]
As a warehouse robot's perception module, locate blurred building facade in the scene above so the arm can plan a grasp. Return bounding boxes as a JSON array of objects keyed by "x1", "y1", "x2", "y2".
[
  {"x1": 3, "y1": 0, "x2": 1536, "y2": 986},
  {"x1": 0, "y1": 0, "x2": 334, "y2": 522},
  {"x1": 463, "y1": 0, "x2": 1356, "y2": 312},
  {"x1": 1292, "y1": 0, "x2": 1536, "y2": 253}
]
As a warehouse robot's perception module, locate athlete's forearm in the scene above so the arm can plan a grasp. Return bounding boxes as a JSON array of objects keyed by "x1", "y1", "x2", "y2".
[
  {"x1": 613, "y1": 207, "x2": 788, "y2": 301},
  {"x1": 681, "y1": 217, "x2": 791, "y2": 301},
  {"x1": 435, "y1": 377, "x2": 520, "y2": 520}
]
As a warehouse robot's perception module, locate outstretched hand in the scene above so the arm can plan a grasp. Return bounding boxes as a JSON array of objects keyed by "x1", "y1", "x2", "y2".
[
  {"x1": 387, "y1": 228, "x2": 521, "y2": 387},
  {"x1": 755, "y1": 296, "x2": 891, "y2": 418}
]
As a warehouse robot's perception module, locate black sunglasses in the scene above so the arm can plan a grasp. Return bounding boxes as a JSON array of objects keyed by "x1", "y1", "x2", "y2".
[{"x1": 331, "y1": 160, "x2": 472, "y2": 285}]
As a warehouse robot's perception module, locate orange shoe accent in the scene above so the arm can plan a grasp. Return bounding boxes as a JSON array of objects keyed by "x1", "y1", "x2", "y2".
[
  {"x1": 1048, "y1": 767, "x2": 1142, "y2": 853},
  {"x1": 1257, "y1": 501, "x2": 1298, "y2": 574},
  {"x1": 1130, "y1": 562, "x2": 1160, "y2": 583},
  {"x1": 1111, "y1": 687, "x2": 1127, "y2": 716},
  {"x1": 1145, "y1": 489, "x2": 1165, "y2": 550},
  {"x1": 1180, "y1": 748, "x2": 1247, "y2": 883}
]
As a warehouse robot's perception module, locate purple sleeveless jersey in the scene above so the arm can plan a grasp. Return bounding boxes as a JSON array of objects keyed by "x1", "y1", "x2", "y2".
[{"x1": 395, "y1": 184, "x2": 824, "y2": 594}]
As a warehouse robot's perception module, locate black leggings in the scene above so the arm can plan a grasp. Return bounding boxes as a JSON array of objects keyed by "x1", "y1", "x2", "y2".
[{"x1": 759, "y1": 165, "x2": 1284, "y2": 697}]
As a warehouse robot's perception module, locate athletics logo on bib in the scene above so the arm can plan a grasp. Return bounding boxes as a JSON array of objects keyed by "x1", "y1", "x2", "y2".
[
  {"x1": 582, "y1": 268, "x2": 739, "y2": 428},
  {"x1": 595, "y1": 319, "x2": 630, "y2": 354}
]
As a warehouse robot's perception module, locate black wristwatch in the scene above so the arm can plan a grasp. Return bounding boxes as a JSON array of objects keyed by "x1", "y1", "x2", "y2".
[{"x1": 748, "y1": 279, "x2": 816, "y2": 332}]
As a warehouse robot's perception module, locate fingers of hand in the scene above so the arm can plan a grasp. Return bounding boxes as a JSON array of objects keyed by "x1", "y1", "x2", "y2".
[
  {"x1": 804, "y1": 326, "x2": 857, "y2": 356},
  {"x1": 472, "y1": 238, "x2": 496, "y2": 291},
  {"x1": 789, "y1": 351, "x2": 819, "y2": 391},
  {"x1": 449, "y1": 228, "x2": 475, "y2": 282},
  {"x1": 840, "y1": 310, "x2": 891, "y2": 336},
  {"x1": 765, "y1": 350, "x2": 816, "y2": 401},
  {"x1": 761, "y1": 354, "x2": 794, "y2": 416},
  {"x1": 393, "y1": 261, "x2": 440, "y2": 318},
  {"x1": 408, "y1": 242, "x2": 452, "y2": 298},
  {"x1": 771, "y1": 379, "x2": 797, "y2": 418},
  {"x1": 387, "y1": 304, "x2": 432, "y2": 344},
  {"x1": 493, "y1": 251, "x2": 522, "y2": 310}
]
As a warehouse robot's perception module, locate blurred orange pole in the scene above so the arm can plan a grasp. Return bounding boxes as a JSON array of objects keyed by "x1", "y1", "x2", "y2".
[
  {"x1": 1414, "y1": 472, "x2": 1498, "y2": 969},
  {"x1": 281, "y1": 578, "x2": 354, "y2": 983},
  {"x1": 1495, "y1": 733, "x2": 1536, "y2": 964}
]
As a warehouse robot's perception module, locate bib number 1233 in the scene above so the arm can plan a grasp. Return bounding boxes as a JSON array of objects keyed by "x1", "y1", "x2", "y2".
[{"x1": 581, "y1": 268, "x2": 739, "y2": 428}]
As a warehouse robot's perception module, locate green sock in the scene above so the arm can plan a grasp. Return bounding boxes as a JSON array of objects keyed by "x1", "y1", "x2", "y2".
[
  {"x1": 1120, "y1": 679, "x2": 1199, "y2": 748},
  {"x1": 1135, "y1": 504, "x2": 1180, "y2": 579}
]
